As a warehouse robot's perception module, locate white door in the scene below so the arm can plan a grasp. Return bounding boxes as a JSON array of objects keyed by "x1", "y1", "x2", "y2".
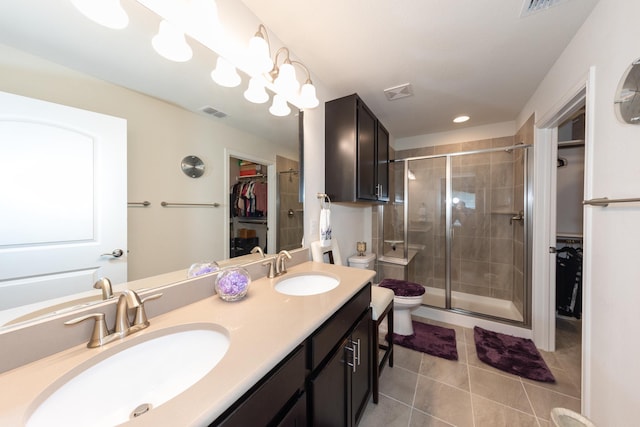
[{"x1": 0, "y1": 91, "x2": 127, "y2": 310}]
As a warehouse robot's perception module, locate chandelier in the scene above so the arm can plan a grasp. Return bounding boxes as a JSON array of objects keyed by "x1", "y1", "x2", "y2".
[{"x1": 70, "y1": 0, "x2": 319, "y2": 116}]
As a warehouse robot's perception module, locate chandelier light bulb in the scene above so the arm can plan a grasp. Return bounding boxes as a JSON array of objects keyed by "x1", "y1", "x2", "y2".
[
  {"x1": 299, "y1": 82, "x2": 319, "y2": 109},
  {"x1": 269, "y1": 94, "x2": 291, "y2": 117},
  {"x1": 211, "y1": 57, "x2": 241, "y2": 88},
  {"x1": 71, "y1": 0, "x2": 129, "y2": 29},
  {"x1": 274, "y1": 62, "x2": 299, "y2": 97},
  {"x1": 247, "y1": 35, "x2": 273, "y2": 75},
  {"x1": 152, "y1": 20, "x2": 193, "y2": 62},
  {"x1": 244, "y1": 76, "x2": 269, "y2": 104}
]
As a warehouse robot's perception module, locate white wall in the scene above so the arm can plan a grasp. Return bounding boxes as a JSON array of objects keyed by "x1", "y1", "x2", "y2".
[
  {"x1": 395, "y1": 121, "x2": 516, "y2": 149},
  {"x1": 0, "y1": 44, "x2": 297, "y2": 281},
  {"x1": 518, "y1": 0, "x2": 640, "y2": 423}
]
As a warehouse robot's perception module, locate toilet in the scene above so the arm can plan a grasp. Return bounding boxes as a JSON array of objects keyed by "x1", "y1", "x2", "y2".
[
  {"x1": 347, "y1": 254, "x2": 425, "y2": 336},
  {"x1": 378, "y1": 278, "x2": 425, "y2": 336}
]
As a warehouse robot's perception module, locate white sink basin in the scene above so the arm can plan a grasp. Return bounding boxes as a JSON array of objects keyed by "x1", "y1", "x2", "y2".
[
  {"x1": 275, "y1": 273, "x2": 339, "y2": 296},
  {"x1": 26, "y1": 323, "x2": 230, "y2": 427}
]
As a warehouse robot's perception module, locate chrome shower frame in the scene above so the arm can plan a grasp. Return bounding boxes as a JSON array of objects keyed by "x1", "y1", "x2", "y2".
[{"x1": 395, "y1": 143, "x2": 533, "y2": 326}]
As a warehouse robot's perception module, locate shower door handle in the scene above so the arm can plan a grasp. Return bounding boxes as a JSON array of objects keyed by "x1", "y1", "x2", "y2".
[{"x1": 510, "y1": 211, "x2": 524, "y2": 225}]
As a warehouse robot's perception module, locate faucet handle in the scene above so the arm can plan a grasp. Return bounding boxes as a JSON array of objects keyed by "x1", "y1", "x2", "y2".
[
  {"x1": 132, "y1": 293, "x2": 163, "y2": 329},
  {"x1": 262, "y1": 259, "x2": 277, "y2": 279},
  {"x1": 65, "y1": 313, "x2": 110, "y2": 348}
]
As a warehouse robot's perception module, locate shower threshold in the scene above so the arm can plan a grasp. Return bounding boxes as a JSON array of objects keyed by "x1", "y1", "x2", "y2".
[{"x1": 422, "y1": 286, "x2": 523, "y2": 322}]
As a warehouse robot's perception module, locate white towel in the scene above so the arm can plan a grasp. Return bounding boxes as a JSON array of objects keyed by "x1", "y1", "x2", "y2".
[{"x1": 319, "y1": 207, "x2": 332, "y2": 247}]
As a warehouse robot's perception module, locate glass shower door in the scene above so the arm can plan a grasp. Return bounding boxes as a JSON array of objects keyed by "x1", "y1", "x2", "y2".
[
  {"x1": 406, "y1": 157, "x2": 447, "y2": 308},
  {"x1": 449, "y1": 148, "x2": 526, "y2": 321}
]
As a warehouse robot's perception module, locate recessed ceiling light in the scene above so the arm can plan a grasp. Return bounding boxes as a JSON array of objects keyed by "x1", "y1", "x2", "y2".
[{"x1": 453, "y1": 115, "x2": 470, "y2": 123}]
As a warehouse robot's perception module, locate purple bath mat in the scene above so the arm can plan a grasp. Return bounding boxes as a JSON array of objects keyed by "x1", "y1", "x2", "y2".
[
  {"x1": 392, "y1": 321, "x2": 458, "y2": 360},
  {"x1": 474, "y1": 326, "x2": 555, "y2": 382}
]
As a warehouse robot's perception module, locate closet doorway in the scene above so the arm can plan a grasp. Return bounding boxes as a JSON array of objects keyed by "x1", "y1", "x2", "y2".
[
  {"x1": 536, "y1": 78, "x2": 591, "y2": 407},
  {"x1": 225, "y1": 150, "x2": 276, "y2": 259},
  {"x1": 554, "y1": 110, "x2": 584, "y2": 397}
]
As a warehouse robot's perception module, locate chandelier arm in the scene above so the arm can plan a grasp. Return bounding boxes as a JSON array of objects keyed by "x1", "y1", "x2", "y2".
[
  {"x1": 290, "y1": 60, "x2": 312, "y2": 84},
  {"x1": 256, "y1": 24, "x2": 271, "y2": 54}
]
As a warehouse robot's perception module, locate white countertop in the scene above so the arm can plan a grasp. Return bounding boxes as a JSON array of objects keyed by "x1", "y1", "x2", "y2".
[{"x1": 0, "y1": 261, "x2": 374, "y2": 427}]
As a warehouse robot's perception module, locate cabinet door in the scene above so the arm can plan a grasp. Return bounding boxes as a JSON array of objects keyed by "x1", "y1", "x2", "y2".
[
  {"x1": 376, "y1": 122, "x2": 389, "y2": 202},
  {"x1": 350, "y1": 312, "x2": 372, "y2": 426},
  {"x1": 309, "y1": 338, "x2": 348, "y2": 426},
  {"x1": 276, "y1": 393, "x2": 307, "y2": 427},
  {"x1": 356, "y1": 101, "x2": 377, "y2": 201}
]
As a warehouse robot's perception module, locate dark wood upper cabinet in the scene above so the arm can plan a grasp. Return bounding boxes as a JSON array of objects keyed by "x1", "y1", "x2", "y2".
[{"x1": 325, "y1": 94, "x2": 389, "y2": 203}]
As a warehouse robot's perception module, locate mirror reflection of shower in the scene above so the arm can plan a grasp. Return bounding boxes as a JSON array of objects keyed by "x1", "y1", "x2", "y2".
[{"x1": 276, "y1": 157, "x2": 304, "y2": 252}]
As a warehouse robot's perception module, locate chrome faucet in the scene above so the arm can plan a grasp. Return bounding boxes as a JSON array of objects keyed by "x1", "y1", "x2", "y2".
[
  {"x1": 276, "y1": 250, "x2": 292, "y2": 276},
  {"x1": 65, "y1": 290, "x2": 162, "y2": 348},
  {"x1": 93, "y1": 277, "x2": 113, "y2": 300},
  {"x1": 250, "y1": 246, "x2": 265, "y2": 257}
]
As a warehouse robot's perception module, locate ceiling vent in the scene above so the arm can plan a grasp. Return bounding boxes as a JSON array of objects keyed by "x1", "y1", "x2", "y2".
[
  {"x1": 383, "y1": 83, "x2": 414, "y2": 101},
  {"x1": 200, "y1": 106, "x2": 228, "y2": 118},
  {"x1": 520, "y1": 0, "x2": 568, "y2": 17}
]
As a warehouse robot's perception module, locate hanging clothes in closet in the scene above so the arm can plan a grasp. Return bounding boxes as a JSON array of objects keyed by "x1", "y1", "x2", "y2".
[{"x1": 231, "y1": 179, "x2": 267, "y2": 218}]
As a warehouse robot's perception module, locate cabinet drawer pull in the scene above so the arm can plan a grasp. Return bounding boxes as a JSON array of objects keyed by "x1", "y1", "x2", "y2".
[
  {"x1": 345, "y1": 344, "x2": 357, "y2": 373},
  {"x1": 353, "y1": 338, "x2": 361, "y2": 367}
]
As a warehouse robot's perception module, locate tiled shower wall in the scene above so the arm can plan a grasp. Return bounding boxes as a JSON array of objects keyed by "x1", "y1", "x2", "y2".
[{"x1": 276, "y1": 156, "x2": 303, "y2": 251}]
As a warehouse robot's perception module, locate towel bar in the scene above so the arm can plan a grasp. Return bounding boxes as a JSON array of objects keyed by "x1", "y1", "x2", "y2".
[
  {"x1": 582, "y1": 197, "x2": 640, "y2": 207},
  {"x1": 128, "y1": 201, "x2": 150, "y2": 207},
  {"x1": 161, "y1": 202, "x2": 220, "y2": 207}
]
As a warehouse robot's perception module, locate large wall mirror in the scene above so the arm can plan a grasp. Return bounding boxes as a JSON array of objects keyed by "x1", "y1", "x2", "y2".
[{"x1": 0, "y1": 0, "x2": 303, "y2": 330}]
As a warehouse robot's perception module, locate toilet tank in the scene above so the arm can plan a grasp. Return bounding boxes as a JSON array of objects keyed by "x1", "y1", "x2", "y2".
[{"x1": 348, "y1": 253, "x2": 376, "y2": 270}]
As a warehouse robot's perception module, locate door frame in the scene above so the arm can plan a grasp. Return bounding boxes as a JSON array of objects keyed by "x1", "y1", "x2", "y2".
[
  {"x1": 534, "y1": 67, "x2": 594, "y2": 412},
  {"x1": 224, "y1": 149, "x2": 276, "y2": 258}
]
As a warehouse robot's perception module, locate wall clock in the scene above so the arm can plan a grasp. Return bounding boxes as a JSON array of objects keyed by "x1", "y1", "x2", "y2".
[
  {"x1": 181, "y1": 155, "x2": 205, "y2": 178},
  {"x1": 614, "y1": 59, "x2": 640, "y2": 125}
]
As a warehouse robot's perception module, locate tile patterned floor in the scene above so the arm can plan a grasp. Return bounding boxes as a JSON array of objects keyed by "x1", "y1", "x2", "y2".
[{"x1": 360, "y1": 317, "x2": 582, "y2": 427}]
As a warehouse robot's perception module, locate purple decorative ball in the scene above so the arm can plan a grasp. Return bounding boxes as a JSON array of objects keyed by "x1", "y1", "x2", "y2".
[{"x1": 215, "y1": 267, "x2": 251, "y2": 301}]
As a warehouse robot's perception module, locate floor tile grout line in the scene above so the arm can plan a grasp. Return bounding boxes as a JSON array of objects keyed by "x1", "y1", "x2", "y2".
[
  {"x1": 520, "y1": 375, "x2": 545, "y2": 426},
  {"x1": 464, "y1": 328, "x2": 478, "y2": 427},
  {"x1": 406, "y1": 354, "x2": 424, "y2": 426},
  {"x1": 521, "y1": 379, "x2": 582, "y2": 401}
]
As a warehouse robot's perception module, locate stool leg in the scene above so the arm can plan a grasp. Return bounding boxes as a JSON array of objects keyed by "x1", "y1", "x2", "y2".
[
  {"x1": 371, "y1": 318, "x2": 380, "y2": 404},
  {"x1": 388, "y1": 305, "x2": 394, "y2": 367}
]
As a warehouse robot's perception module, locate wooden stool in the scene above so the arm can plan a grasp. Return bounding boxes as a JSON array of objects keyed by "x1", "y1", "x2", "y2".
[{"x1": 370, "y1": 285, "x2": 394, "y2": 404}]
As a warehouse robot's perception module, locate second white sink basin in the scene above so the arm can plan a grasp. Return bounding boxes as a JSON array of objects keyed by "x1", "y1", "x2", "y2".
[
  {"x1": 26, "y1": 323, "x2": 229, "y2": 427},
  {"x1": 275, "y1": 273, "x2": 339, "y2": 296}
]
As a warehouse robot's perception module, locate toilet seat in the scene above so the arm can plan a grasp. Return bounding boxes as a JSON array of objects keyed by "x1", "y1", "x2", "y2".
[{"x1": 379, "y1": 278, "x2": 425, "y2": 297}]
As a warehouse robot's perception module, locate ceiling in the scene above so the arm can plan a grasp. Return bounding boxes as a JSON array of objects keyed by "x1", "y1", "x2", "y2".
[
  {"x1": 0, "y1": 0, "x2": 599, "y2": 145},
  {"x1": 241, "y1": 0, "x2": 599, "y2": 138}
]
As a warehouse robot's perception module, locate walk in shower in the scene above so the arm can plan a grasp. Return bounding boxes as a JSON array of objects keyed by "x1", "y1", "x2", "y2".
[{"x1": 378, "y1": 143, "x2": 532, "y2": 325}]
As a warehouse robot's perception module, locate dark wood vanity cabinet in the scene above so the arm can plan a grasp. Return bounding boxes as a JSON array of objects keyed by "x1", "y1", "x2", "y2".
[
  {"x1": 325, "y1": 94, "x2": 389, "y2": 203},
  {"x1": 211, "y1": 345, "x2": 306, "y2": 427},
  {"x1": 308, "y1": 284, "x2": 372, "y2": 426},
  {"x1": 211, "y1": 283, "x2": 372, "y2": 427}
]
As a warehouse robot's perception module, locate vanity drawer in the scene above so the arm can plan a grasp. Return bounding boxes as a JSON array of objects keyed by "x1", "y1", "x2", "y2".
[
  {"x1": 212, "y1": 344, "x2": 305, "y2": 427},
  {"x1": 308, "y1": 283, "x2": 371, "y2": 371}
]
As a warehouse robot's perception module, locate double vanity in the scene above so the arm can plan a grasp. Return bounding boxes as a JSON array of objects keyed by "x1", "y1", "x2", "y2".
[{"x1": 0, "y1": 250, "x2": 375, "y2": 426}]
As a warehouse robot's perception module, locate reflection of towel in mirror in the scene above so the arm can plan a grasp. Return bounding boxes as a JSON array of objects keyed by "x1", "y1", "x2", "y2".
[{"x1": 319, "y1": 207, "x2": 332, "y2": 247}]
